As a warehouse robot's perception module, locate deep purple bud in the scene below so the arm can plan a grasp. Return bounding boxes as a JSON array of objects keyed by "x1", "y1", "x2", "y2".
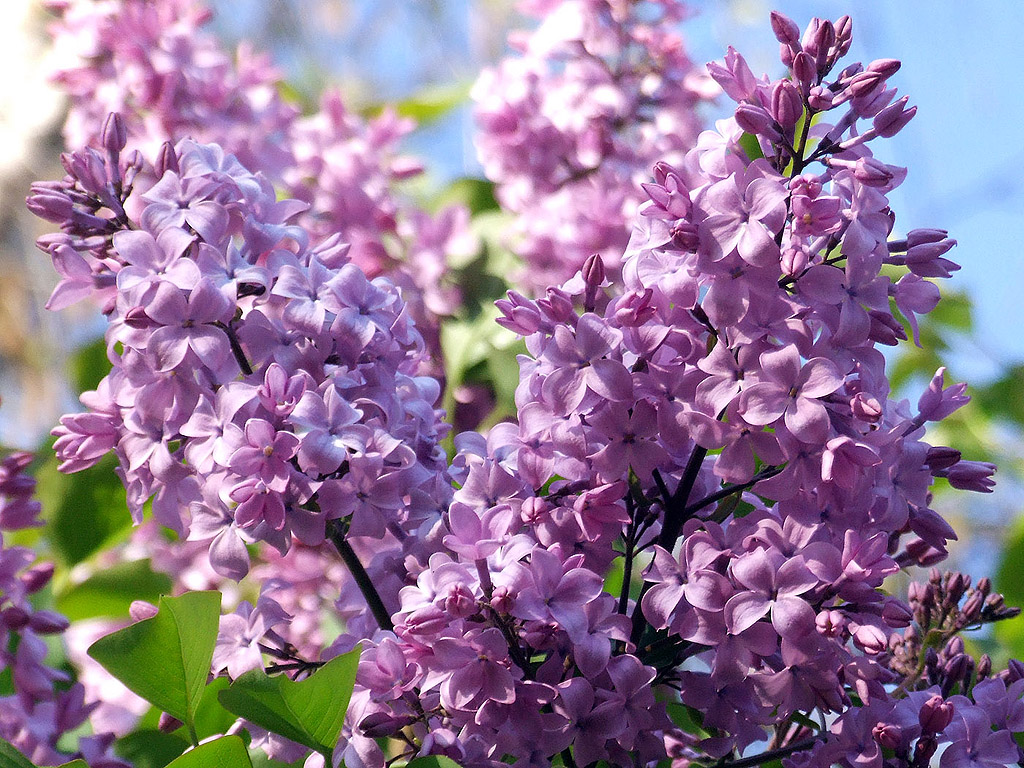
[
  {"x1": 1, "y1": 606, "x2": 30, "y2": 630},
  {"x1": 882, "y1": 599, "x2": 913, "y2": 628},
  {"x1": 941, "y1": 460, "x2": 996, "y2": 492},
  {"x1": 159, "y1": 712, "x2": 185, "y2": 733},
  {"x1": 359, "y1": 712, "x2": 417, "y2": 738},
  {"x1": 925, "y1": 446, "x2": 961, "y2": 472},
  {"x1": 28, "y1": 610, "x2": 70, "y2": 634},
  {"x1": 872, "y1": 722, "x2": 903, "y2": 750},
  {"x1": 771, "y1": 80, "x2": 803, "y2": 129},
  {"x1": 914, "y1": 735, "x2": 938, "y2": 765},
  {"x1": 734, "y1": 104, "x2": 782, "y2": 142},
  {"x1": 21, "y1": 562, "x2": 54, "y2": 593},
  {"x1": 102, "y1": 113, "x2": 128, "y2": 157},
  {"x1": 918, "y1": 694, "x2": 954, "y2": 733},
  {"x1": 770, "y1": 12, "x2": 801, "y2": 45},
  {"x1": 976, "y1": 577, "x2": 991, "y2": 597},
  {"x1": 874, "y1": 96, "x2": 916, "y2": 137},
  {"x1": 1006, "y1": 659, "x2": 1024, "y2": 683}
]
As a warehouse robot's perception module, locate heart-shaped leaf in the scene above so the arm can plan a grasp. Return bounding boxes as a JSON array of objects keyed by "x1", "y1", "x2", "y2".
[
  {"x1": 165, "y1": 736, "x2": 252, "y2": 768},
  {"x1": 88, "y1": 591, "x2": 221, "y2": 739},
  {"x1": 219, "y1": 649, "x2": 359, "y2": 758}
]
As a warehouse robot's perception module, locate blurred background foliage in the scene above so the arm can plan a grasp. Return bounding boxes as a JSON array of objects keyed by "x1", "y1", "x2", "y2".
[{"x1": 1, "y1": 0, "x2": 1022, "y2": 667}]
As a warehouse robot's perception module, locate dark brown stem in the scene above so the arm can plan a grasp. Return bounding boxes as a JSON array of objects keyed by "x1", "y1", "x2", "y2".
[{"x1": 326, "y1": 519, "x2": 394, "y2": 632}]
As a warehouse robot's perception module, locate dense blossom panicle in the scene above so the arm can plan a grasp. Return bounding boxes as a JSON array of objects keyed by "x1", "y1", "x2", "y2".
[
  {"x1": 0, "y1": 453, "x2": 127, "y2": 766},
  {"x1": 27, "y1": 5, "x2": 1024, "y2": 768},
  {"x1": 34, "y1": 134, "x2": 452, "y2": 582},
  {"x1": 45, "y1": 0, "x2": 472, "y2": 376},
  {"x1": 473, "y1": 0, "x2": 717, "y2": 290}
]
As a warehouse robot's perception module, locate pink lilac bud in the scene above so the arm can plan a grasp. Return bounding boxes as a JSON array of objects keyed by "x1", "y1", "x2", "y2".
[
  {"x1": 102, "y1": 112, "x2": 127, "y2": 158},
  {"x1": 707, "y1": 46, "x2": 757, "y2": 102},
  {"x1": 734, "y1": 104, "x2": 782, "y2": 142},
  {"x1": 873, "y1": 96, "x2": 916, "y2": 137},
  {"x1": 771, "y1": 80, "x2": 803, "y2": 130},
  {"x1": 770, "y1": 12, "x2": 801, "y2": 46},
  {"x1": 834, "y1": 16, "x2": 853, "y2": 58},
  {"x1": 807, "y1": 85, "x2": 834, "y2": 110},
  {"x1": 792, "y1": 52, "x2": 816, "y2": 92},
  {"x1": 129, "y1": 601, "x2": 159, "y2": 622}
]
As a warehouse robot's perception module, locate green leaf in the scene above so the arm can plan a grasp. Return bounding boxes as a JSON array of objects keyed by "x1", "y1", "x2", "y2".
[
  {"x1": 430, "y1": 177, "x2": 498, "y2": 216},
  {"x1": 88, "y1": 591, "x2": 221, "y2": 740},
  {"x1": 71, "y1": 337, "x2": 111, "y2": 394},
  {"x1": 166, "y1": 736, "x2": 252, "y2": 768},
  {"x1": 36, "y1": 451, "x2": 133, "y2": 566},
  {"x1": 54, "y1": 762, "x2": 90, "y2": 768},
  {"x1": 57, "y1": 559, "x2": 173, "y2": 621},
  {"x1": 995, "y1": 518, "x2": 1024, "y2": 664},
  {"x1": 737, "y1": 132, "x2": 764, "y2": 162},
  {"x1": 407, "y1": 758, "x2": 465, "y2": 768},
  {"x1": 0, "y1": 738, "x2": 35, "y2": 768},
  {"x1": 218, "y1": 649, "x2": 359, "y2": 758},
  {"x1": 115, "y1": 730, "x2": 190, "y2": 768},
  {"x1": 389, "y1": 82, "x2": 471, "y2": 124}
]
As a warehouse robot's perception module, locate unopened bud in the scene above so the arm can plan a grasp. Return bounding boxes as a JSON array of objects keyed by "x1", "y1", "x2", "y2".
[
  {"x1": 882, "y1": 599, "x2": 913, "y2": 628},
  {"x1": 918, "y1": 694, "x2": 954, "y2": 733},
  {"x1": 21, "y1": 562, "x2": 55, "y2": 593},
  {"x1": 771, "y1": 80, "x2": 803, "y2": 130},
  {"x1": 976, "y1": 654, "x2": 992, "y2": 680},
  {"x1": 129, "y1": 600, "x2": 159, "y2": 622},
  {"x1": 792, "y1": 52, "x2": 816, "y2": 92},
  {"x1": 874, "y1": 96, "x2": 916, "y2": 138},
  {"x1": 770, "y1": 11, "x2": 801, "y2": 45},
  {"x1": 159, "y1": 712, "x2": 185, "y2": 733},
  {"x1": 734, "y1": 104, "x2": 782, "y2": 142},
  {"x1": 872, "y1": 722, "x2": 903, "y2": 750},
  {"x1": 28, "y1": 610, "x2": 70, "y2": 634},
  {"x1": 102, "y1": 112, "x2": 128, "y2": 158},
  {"x1": 156, "y1": 141, "x2": 179, "y2": 177},
  {"x1": 833, "y1": 16, "x2": 853, "y2": 58},
  {"x1": 925, "y1": 446, "x2": 961, "y2": 471}
]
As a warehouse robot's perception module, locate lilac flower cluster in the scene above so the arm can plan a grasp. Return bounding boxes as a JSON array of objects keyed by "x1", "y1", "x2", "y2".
[
  {"x1": 0, "y1": 452, "x2": 125, "y2": 767},
  {"x1": 29, "y1": 117, "x2": 451, "y2": 579},
  {"x1": 473, "y1": 0, "x2": 717, "y2": 291},
  {"x1": 328, "y1": 12, "x2": 1009, "y2": 767},
  {"x1": 45, "y1": 0, "x2": 469, "y2": 369},
  {"x1": 27, "y1": 7, "x2": 1024, "y2": 768}
]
